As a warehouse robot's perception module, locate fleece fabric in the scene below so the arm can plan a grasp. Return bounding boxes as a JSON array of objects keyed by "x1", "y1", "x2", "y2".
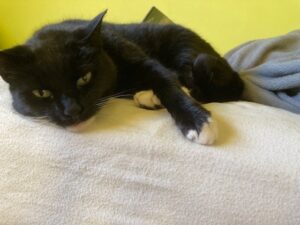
[
  {"x1": 0, "y1": 79, "x2": 299, "y2": 225},
  {"x1": 225, "y1": 30, "x2": 300, "y2": 114}
]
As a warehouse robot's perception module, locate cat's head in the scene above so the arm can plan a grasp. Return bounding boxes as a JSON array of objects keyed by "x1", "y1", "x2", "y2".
[
  {"x1": 191, "y1": 53, "x2": 244, "y2": 103},
  {"x1": 0, "y1": 10, "x2": 117, "y2": 129}
]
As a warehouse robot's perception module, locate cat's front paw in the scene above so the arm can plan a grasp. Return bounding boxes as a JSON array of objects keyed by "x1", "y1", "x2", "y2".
[
  {"x1": 134, "y1": 90, "x2": 163, "y2": 109},
  {"x1": 185, "y1": 118, "x2": 217, "y2": 145}
]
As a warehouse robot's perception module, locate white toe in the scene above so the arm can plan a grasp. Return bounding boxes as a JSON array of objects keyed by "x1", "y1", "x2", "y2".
[
  {"x1": 186, "y1": 118, "x2": 218, "y2": 145},
  {"x1": 181, "y1": 86, "x2": 191, "y2": 96},
  {"x1": 186, "y1": 130, "x2": 198, "y2": 142},
  {"x1": 151, "y1": 94, "x2": 161, "y2": 106}
]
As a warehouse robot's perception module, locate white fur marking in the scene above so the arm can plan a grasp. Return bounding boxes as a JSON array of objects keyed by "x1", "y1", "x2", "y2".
[
  {"x1": 186, "y1": 130, "x2": 198, "y2": 142},
  {"x1": 186, "y1": 118, "x2": 218, "y2": 145},
  {"x1": 134, "y1": 90, "x2": 163, "y2": 109},
  {"x1": 151, "y1": 94, "x2": 161, "y2": 106},
  {"x1": 181, "y1": 86, "x2": 191, "y2": 96}
]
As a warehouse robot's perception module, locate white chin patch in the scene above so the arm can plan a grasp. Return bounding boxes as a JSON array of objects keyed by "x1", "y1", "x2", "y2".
[
  {"x1": 66, "y1": 116, "x2": 96, "y2": 132},
  {"x1": 186, "y1": 118, "x2": 218, "y2": 145}
]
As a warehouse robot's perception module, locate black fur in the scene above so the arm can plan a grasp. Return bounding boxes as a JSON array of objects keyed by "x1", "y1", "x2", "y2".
[{"x1": 0, "y1": 11, "x2": 243, "y2": 139}]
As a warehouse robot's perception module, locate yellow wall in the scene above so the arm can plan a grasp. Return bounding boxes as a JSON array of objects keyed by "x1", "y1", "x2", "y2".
[{"x1": 0, "y1": 0, "x2": 300, "y2": 53}]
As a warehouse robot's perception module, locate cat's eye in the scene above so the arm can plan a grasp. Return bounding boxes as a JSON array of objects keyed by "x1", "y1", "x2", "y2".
[
  {"x1": 32, "y1": 90, "x2": 53, "y2": 99},
  {"x1": 77, "y1": 72, "x2": 92, "y2": 88}
]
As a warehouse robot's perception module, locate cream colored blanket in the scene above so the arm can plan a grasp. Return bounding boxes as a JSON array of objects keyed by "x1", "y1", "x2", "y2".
[{"x1": 0, "y1": 78, "x2": 299, "y2": 225}]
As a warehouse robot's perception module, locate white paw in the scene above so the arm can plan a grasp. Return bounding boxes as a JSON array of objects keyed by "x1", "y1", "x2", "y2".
[
  {"x1": 186, "y1": 118, "x2": 218, "y2": 145},
  {"x1": 134, "y1": 90, "x2": 163, "y2": 109},
  {"x1": 181, "y1": 86, "x2": 191, "y2": 96},
  {"x1": 133, "y1": 87, "x2": 190, "y2": 109}
]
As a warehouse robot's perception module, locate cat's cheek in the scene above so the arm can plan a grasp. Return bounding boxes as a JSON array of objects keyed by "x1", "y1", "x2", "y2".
[
  {"x1": 11, "y1": 93, "x2": 42, "y2": 117},
  {"x1": 66, "y1": 116, "x2": 96, "y2": 132}
]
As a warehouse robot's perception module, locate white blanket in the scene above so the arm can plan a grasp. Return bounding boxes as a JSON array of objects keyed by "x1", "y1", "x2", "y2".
[{"x1": 0, "y1": 78, "x2": 300, "y2": 225}]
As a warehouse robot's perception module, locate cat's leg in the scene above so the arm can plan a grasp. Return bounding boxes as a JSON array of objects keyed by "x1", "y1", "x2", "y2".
[
  {"x1": 156, "y1": 26, "x2": 243, "y2": 103},
  {"x1": 105, "y1": 35, "x2": 217, "y2": 145},
  {"x1": 173, "y1": 52, "x2": 235, "y2": 103},
  {"x1": 135, "y1": 59, "x2": 217, "y2": 145}
]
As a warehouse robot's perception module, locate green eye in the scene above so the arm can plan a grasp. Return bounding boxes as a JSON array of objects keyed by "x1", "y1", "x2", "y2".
[
  {"x1": 32, "y1": 90, "x2": 53, "y2": 99},
  {"x1": 77, "y1": 72, "x2": 92, "y2": 88}
]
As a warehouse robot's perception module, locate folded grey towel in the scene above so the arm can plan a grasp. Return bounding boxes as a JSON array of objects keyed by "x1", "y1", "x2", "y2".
[{"x1": 225, "y1": 30, "x2": 300, "y2": 114}]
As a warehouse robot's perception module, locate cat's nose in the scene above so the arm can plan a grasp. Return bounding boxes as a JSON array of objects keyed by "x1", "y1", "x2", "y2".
[
  {"x1": 62, "y1": 97, "x2": 83, "y2": 118},
  {"x1": 64, "y1": 104, "x2": 82, "y2": 118}
]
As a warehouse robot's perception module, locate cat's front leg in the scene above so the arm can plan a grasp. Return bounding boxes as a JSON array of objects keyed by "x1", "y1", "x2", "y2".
[
  {"x1": 139, "y1": 60, "x2": 217, "y2": 145},
  {"x1": 104, "y1": 35, "x2": 217, "y2": 145},
  {"x1": 158, "y1": 87, "x2": 217, "y2": 145},
  {"x1": 134, "y1": 88, "x2": 217, "y2": 145}
]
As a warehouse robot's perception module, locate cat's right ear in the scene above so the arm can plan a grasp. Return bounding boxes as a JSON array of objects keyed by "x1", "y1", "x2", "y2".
[
  {"x1": 82, "y1": 9, "x2": 108, "y2": 43},
  {"x1": 0, "y1": 46, "x2": 33, "y2": 83}
]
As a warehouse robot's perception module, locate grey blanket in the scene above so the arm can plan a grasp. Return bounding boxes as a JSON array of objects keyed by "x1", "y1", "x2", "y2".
[{"x1": 225, "y1": 30, "x2": 300, "y2": 114}]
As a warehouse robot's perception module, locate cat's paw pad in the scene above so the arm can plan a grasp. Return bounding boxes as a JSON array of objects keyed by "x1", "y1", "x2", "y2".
[
  {"x1": 134, "y1": 90, "x2": 163, "y2": 109},
  {"x1": 186, "y1": 118, "x2": 217, "y2": 145}
]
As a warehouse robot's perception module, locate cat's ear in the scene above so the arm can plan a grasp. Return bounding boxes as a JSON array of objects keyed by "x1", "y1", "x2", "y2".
[
  {"x1": 0, "y1": 45, "x2": 33, "y2": 83},
  {"x1": 82, "y1": 10, "x2": 108, "y2": 42}
]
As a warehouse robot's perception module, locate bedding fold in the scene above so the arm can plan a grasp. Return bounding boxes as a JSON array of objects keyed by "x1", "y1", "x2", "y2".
[{"x1": 225, "y1": 30, "x2": 300, "y2": 113}]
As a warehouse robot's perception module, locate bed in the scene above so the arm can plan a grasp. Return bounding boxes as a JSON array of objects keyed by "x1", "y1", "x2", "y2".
[{"x1": 0, "y1": 77, "x2": 300, "y2": 224}]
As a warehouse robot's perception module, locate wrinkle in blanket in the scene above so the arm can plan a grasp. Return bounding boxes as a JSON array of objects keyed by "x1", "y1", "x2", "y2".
[{"x1": 225, "y1": 30, "x2": 300, "y2": 113}]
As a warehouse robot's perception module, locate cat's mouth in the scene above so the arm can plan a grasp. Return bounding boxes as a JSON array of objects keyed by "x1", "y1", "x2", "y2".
[{"x1": 66, "y1": 116, "x2": 96, "y2": 132}]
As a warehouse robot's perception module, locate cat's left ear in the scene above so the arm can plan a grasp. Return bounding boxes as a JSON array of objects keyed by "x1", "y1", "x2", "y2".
[
  {"x1": 0, "y1": 45, "x2": 33, "y2": 83},
  {"x1": 83, "y1": 9, "x2": 108, "y2": 42}
]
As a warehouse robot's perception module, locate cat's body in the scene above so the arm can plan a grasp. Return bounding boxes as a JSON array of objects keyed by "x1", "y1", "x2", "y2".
[{"x1": 0, "y1": 11, "x2": 243, "y2": 145}]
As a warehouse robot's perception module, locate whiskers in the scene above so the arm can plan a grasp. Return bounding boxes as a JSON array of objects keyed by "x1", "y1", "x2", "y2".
[
  {"x1": 28, "y1": 115, "x2": 52, "y2": 126},
  {"x1": 96, "y1": 90, "x2": 134, "y2": 109}
]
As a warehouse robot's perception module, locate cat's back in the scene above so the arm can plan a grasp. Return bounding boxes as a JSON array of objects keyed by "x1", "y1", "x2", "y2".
[
  {"x1": 104, "y1": 22, "x2": 194, "y2": 45},
  {"x1": 103, "y1": 22, "x2": 203, "y2": 57},
  {"x1": 26, "y1": 18, "x2": 212, "y2": 58}
]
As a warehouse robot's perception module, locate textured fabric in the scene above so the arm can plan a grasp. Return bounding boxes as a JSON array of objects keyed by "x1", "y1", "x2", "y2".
[
  {"x1": 225, "y1": 30, "x2": 300, "y2": 114},
  {"x1": 0, "y1": 78, "x2": 300, "y2": 225}
]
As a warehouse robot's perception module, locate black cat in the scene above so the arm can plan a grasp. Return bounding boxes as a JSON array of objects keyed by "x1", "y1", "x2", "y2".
[{"x1": 0, "y1": 10, "x2": 243, "y2": 145}]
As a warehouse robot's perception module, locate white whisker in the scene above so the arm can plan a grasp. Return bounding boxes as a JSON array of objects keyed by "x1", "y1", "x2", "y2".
[
  {"x1": 96, "y1": 88, "x2": 136, "y2": 103},
  {"x1": 96, "y1": 93, "x2": 133, "y2": 106}
]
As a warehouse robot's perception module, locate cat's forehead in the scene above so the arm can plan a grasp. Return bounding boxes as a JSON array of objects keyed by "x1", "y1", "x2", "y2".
[
  {"x1": 28, "y1": 64, "x2": 76, "y2": 89},
  {"x1": 21, "y1": 24, "x2": 95, "y2": 88},
  {"x1": 34, "y1": 46, "x2": 73, "y2": 67},
  {"x1": 30, "y1": 24, "x2": 83, "y2": 46},
  {"x1": 30, "y1": 38, "x2": 79, "y2": 72},
  {"x1": 21, "y1": 48, "x2": 80, "y2": 89}
]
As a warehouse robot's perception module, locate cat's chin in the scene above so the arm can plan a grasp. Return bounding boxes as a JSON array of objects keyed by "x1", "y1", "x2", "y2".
[{"x1": 66, "y1": 116, "x2": 96, "y2": 132}]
